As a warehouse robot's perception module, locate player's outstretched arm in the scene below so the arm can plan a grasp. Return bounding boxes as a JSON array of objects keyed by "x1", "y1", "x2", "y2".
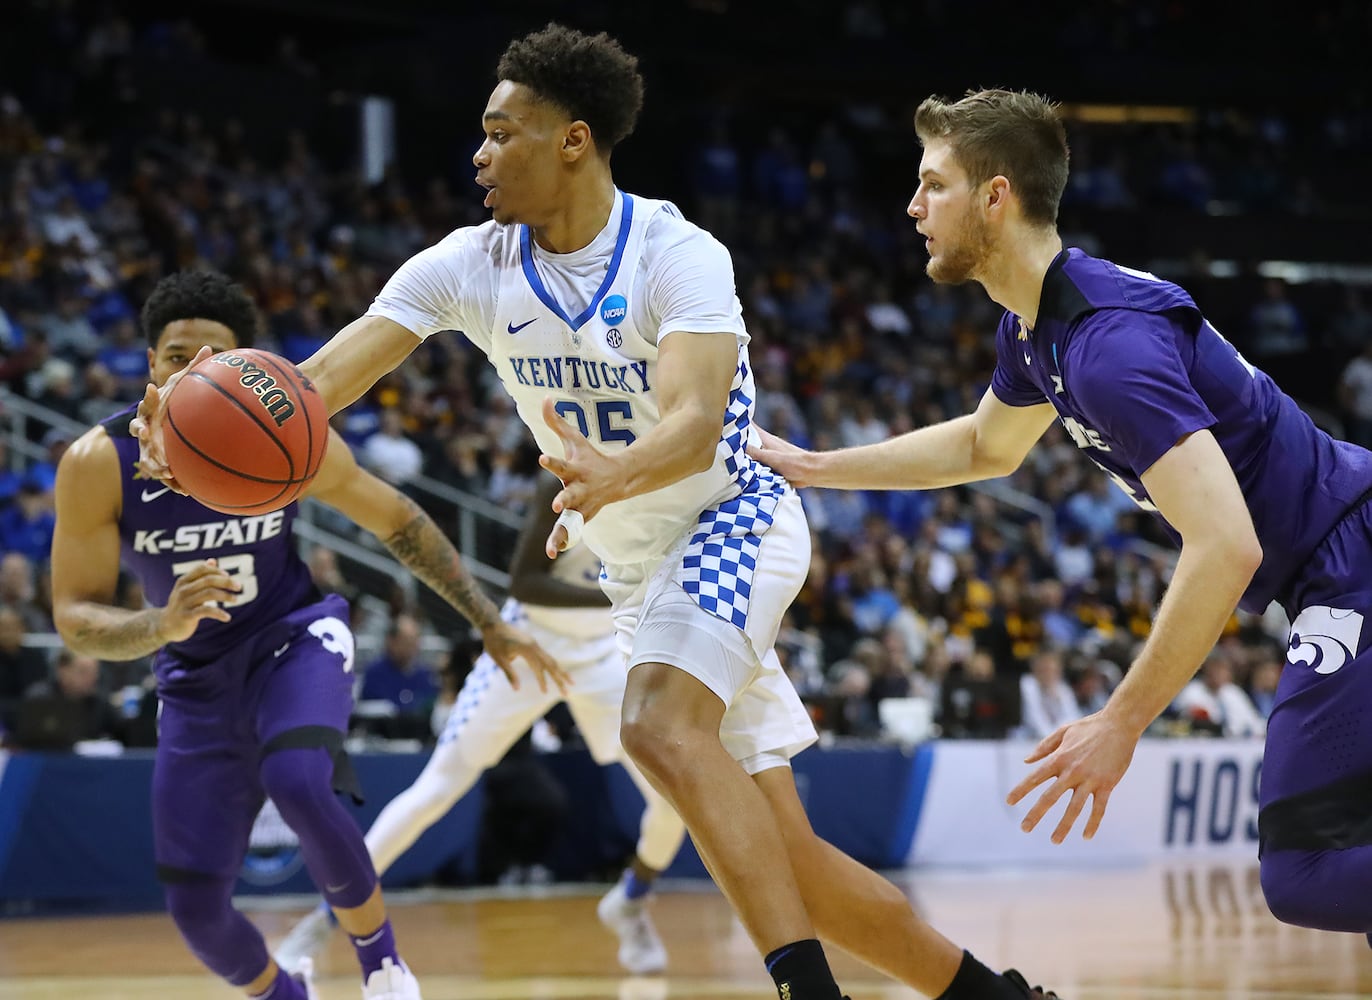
[
  {"x1": 1007, "y1": 429, "x2": 1262, "y2": 843},
  {"x1": 749, "y1": 387, "x2": 1056, "y2": 490},
  {"x1": 299, "y1": 314, "x2": 423, "y2": 416},
  {"x1": 52, "y1": 429, "x2": 241, "y2": 659},
  {"x1": 306, "y1": 431, "x2": 570, "y2": 694}
]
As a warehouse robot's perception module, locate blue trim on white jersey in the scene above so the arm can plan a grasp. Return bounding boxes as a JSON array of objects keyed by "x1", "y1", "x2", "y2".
[{"x1": 519, "y1": 191, "x2": 635, "y2": 332}]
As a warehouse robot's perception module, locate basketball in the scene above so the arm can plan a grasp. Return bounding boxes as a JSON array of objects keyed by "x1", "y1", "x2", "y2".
[{"x1": 162, "y1": 349, "x2": 330, "y2": 516}]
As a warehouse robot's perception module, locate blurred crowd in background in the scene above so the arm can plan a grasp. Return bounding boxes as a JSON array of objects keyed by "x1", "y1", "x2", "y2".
[{"x1": 2, "y1": 0, "x2": 1371, "y2": 754}]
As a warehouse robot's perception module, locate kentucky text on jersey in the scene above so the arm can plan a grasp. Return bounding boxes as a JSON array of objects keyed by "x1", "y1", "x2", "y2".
[
  {"x1": 992, "y1": 248, "x2": 1372, "y2": 613},
  {"x1": 132, "y1": 511, "x2": 287, "y2": 554},
  {"x1": 507, "y1": 356, "x2": 650, "y2": 392}
]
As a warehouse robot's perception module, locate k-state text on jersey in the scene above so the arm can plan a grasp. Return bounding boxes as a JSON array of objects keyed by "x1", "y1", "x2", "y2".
[
  {"x1": 133, "y1": 510, "x2": 287, "y2": 554},
  {"x1": 507, "y1": 356, "x2": 651, "y2": 393}
]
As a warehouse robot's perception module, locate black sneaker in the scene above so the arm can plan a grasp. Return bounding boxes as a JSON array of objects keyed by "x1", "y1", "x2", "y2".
[{"x1": 1003, "y1": 969, "x2": 1061, "y2": 999}]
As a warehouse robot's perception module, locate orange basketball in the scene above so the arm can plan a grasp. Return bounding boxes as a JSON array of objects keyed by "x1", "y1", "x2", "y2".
[{"x1": 162, "y1": 349, "x2": 329, "y2": 516}]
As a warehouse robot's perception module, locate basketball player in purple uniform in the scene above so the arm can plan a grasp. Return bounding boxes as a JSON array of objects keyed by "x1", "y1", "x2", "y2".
[
  {"x1": 50, "y1": 272, "x2": 563, "y2": 1000},
  {"x1": 752, "y1": 88, "x2": 1372, "y2": 938}
]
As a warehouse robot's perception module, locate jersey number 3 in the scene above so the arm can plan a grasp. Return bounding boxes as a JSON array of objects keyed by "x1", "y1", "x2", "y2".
[{"x1": 171, "y1": 553, "x2": 258, "y2": 608}]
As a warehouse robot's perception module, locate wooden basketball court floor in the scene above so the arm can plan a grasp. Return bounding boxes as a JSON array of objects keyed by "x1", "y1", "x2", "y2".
[{"x1": 3, "y1": 859, "x2": 1370, "y2": 999}]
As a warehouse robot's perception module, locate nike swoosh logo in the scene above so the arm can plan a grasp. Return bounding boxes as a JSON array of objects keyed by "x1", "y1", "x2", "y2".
[
  {"x1": 274, "y1": 643, "x2": 290, "y2": 657},
  {"x1": 1023, "y1": 353, "x2": 1032, "y2": 365},
  {"x1": 141, "y1": 486, "x2": 171, "y2": 502},
  {"x1": 507, "y1": 318, "x2": 536, "y2": 334}
]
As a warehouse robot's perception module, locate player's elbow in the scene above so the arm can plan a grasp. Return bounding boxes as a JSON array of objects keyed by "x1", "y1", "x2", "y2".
[
  {"x1": 683, "y1": 411, "x2": 722, "y2": 474},
  {"x1": 1232, "y1": 532, "x2": 1264, "y2": 578},
  {"x1": 52, "y1": 605, "x2": 91, "y2": 654},
  {"x1": 1199, "y1": 527, "x2": 1263, "y2": 582},
  {"x1": 970, "y1": 443, "x2": 1019, "y2": 480}
]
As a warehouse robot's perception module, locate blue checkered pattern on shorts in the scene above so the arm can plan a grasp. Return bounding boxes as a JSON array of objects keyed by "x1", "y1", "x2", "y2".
[
  {"x1": 438, "y1": 655, "x2": 500, "y2": 746},
  {"x1": 680, "y1": 364, "x2": 788, "y2": 630}
]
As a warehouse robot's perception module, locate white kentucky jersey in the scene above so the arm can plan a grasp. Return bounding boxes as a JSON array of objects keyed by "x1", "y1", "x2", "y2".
[
  {"x1": 520, "y1": 540, "x2": 614, "y2": 642},
  {"x1": 368, "y1": 189, "x2": 785, "y2": 570}
]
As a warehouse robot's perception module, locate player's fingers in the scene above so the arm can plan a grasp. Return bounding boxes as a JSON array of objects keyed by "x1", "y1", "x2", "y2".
[
  {"x1": 136, "y1": 381, "x2": 161, "y2": 424},
  {"x1": 1024, "y1": 726, "x2": 1066, "y2": 763},
  {"x1": 545, "y1": 523, "x2": 568, "y2": 559},
  {"x1": 172, "y1": 568, "x2": 236, "y2": 591},
  {"x1": 540, "y1": 651, "x2": 573, "y2": 695},
  {"x1": 493, "y1": 657, "x2": 520, "y2": 691},
  {"x1": 1006, "y1": 760, "x2": 1056, "y2": 805},
  {"x1": 1051, "y1": 787, "x2": 1090, "y2": 844},
  {"x1": 1020, "y1": 779, "x2": 1068, "y2": 833},
  {"x1": 557, "y1": 484, "x2": 586, "y2": 517},
  {"x1": 1084, "y1": 789, "x2": 1112, "y2": 841},
  {"x1": 539, "y1": 453, "x2": 570, "y2": 483},
  {"x1": 193, "y1": 606, "x2": 233, "y2": 624},
  {"x1": 174, "y1": 591, "x2": 240, "y2": 617},
  {"x1": 542, "y1": 396, "x2": 585, "y2": 442},
  {"x1": 174, "y1": 562, "x2": 238, "y2": 586},
  {"x1": 752, "y1": 427, "x2": 788, "y2": 452}
]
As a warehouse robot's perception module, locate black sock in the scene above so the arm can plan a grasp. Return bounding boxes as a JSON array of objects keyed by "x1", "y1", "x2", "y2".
[
  {"x1": 763, "y1": 938, "x2": 843, "y2": 1000},
  {"x1": 936, "y1": 950, "x2": 1013, "y2": 1000}
]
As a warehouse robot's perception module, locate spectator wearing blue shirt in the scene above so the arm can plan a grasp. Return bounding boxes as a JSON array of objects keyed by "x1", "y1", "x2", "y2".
[
  {"x1": 0, "y1": 478, "x2": 56, "y2": 564},
  {"x1": 359, "y1": 613, "x2": 439, "y2": 720}
]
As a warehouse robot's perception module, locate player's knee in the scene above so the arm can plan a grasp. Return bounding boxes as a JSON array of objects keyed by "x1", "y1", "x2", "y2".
[
  {"x1": 260, "y1": 747, "x2": 334, "y2": 821},
  {"x1": 165, "y1": 879, "x2": 234, "y2": 933},
  {"x1": 620, "y1": 713, "x2": 693, "y2": 783},
  {"x1": 1261, "y1": 851, "x2": 1354, "y2": 931},
  {"x1": 165, "y1": 881, "x2": 237, "y2": 954}
]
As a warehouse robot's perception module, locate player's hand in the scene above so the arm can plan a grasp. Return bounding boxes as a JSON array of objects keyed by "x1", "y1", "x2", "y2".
[
  {"x1": 538, "y1": 396, "x2": 619, "y2": 558},
  {"x1": 747, "y1": 427, "x2": 818, "y2": 488},
  {"x1": 481, "y1": 620, "x2": 572, "y2": 696},
  {"x1": 155, "y1": 558, "x2": 242, "y2": 642},
  {"x1": 130, "y1": 345, "x2": 213, "y2": 492},
  {"x1": 1005, "y1": 710, "x2": 1141, "y2": 844}
]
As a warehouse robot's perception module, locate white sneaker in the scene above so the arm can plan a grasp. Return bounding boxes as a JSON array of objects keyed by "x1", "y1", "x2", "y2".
[
  {"x1": 597, "y1": 881, "x2": 667, "y2": 975},
  {"x1": 291, "y1": 956, "x2": 320, "y2": 1000},
  {"x1": 276, "y1": 905, "x2": 336, "y2": 970},
  {"x1": 362, "y1": 956, "x2": 423, "y2": 1000}
]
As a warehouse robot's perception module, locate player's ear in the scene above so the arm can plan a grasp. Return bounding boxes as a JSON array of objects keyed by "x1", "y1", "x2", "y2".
[
  {"x1": 561, "y1": 120, "x2": 593, "y2": 162},
  {"x1": 985, "y1": 175, "x2": 1012, "y2": 216},
  {"x1": 146, "y1": 347, "x2": 156, "y2": 377}
]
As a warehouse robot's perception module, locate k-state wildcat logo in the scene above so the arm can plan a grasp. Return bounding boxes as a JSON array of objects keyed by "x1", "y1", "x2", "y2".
[
  {"x1": 1288, "y1": 605, "x2": 1365, "y2": 675},
  {"x1": 208, "y1": 353, "x2": 299, "y2": 427}
]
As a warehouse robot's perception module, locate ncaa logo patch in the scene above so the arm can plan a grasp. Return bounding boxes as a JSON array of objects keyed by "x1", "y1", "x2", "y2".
[
  {"x1": 600, "y1": 294, "x2": 628, "y2": 326},
  {"x1": 606, "y1": 328, "x2": 623, "y2": 348}
]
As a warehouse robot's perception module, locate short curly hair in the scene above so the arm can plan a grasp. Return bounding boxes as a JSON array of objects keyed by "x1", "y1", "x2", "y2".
[
  {"x1": 496, "y1": 23, "x2": 644, "y2": 152},
  {"x1": 140, "y1": 271, "x2": 259, "y2": 349}
]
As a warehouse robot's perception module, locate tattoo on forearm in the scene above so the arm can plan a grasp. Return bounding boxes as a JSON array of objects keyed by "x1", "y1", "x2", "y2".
[
  {"x1": 384, "y1": 500, "x2": 501, "y2": 630},
  {"x1": 66, "y1": 606, "x2": 165, "y2": 661}
]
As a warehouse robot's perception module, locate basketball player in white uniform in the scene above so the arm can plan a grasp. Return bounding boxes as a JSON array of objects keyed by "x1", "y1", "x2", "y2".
[
  {"x1": 276, "y1": 473, "x2": 686, "y2": 975},
  {"x1": 138, "y1": 24, "x2": 1056, "y2": 1000}
]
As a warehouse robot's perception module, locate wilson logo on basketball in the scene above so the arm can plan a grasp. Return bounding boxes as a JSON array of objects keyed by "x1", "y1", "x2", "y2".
[{"x1": 209, "y1": 354, "x2": 299, "y2": 426}]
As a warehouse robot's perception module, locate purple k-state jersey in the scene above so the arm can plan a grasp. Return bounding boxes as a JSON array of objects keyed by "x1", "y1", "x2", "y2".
[
  {"x1": 101, "y1": 405, "x2": 318, "y2": 664},
  {"x1": 991, "y1": 248, "x2": 1372, "y2": 613}
]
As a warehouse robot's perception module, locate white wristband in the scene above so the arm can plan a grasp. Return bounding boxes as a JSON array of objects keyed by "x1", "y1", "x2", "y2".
[{"x1": 554, "y1": 508, "x2": 584, "y2": 550}]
